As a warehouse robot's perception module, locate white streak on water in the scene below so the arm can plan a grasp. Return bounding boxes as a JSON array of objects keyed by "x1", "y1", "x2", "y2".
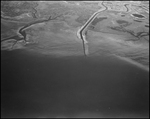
[{"x1": 114, "y1": 55, "x2": 149, "y2": 72}]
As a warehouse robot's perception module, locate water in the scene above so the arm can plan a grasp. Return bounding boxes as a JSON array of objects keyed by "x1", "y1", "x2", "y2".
[
  {"x1": 1, "y1": 50, "x2": 149, "y2": 118},
  {"x1": 131, "y1": 13, "x2": 146, "y2": 19}
]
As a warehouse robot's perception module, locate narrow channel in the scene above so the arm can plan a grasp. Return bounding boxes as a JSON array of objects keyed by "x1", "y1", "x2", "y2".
[
  {"x1": 77, "y1": 2, "x2": 108, "y2": 56},
  {"x1": 77, "y1": 1, "x2": 133, "y2": 56},
  {"x1": 1, "y1": 15, "x2": 60, "y2": 48}
]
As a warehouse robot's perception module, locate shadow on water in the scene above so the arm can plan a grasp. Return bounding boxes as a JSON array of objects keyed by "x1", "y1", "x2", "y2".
[{"x1": 1, "y1": 50, "x2": 149, "y2": 118}]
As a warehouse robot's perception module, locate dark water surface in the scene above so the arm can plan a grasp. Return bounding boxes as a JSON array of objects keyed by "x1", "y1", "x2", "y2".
[{"x1": 1, "y1": 50, "x2": 149, "y2": 118}]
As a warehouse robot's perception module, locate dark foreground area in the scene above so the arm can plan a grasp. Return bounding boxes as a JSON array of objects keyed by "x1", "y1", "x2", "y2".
[{"x1": 1, "y1": 50, "x2": 149, "y2": 118}]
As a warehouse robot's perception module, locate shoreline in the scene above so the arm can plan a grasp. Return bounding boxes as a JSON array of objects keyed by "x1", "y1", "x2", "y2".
[{"x1": 113, "y1": 54, "x2": 149, "y2": 72}]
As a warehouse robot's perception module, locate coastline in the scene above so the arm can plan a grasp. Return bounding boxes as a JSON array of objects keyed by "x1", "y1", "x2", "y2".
[{"x1": 113, "y1": 54, "x2": 149, "y2": 72}]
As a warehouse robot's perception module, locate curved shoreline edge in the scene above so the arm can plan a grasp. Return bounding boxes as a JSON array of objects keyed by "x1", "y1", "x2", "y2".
[{"x1": 113, "y1": 54, "x2": 149, "y2": 72}]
